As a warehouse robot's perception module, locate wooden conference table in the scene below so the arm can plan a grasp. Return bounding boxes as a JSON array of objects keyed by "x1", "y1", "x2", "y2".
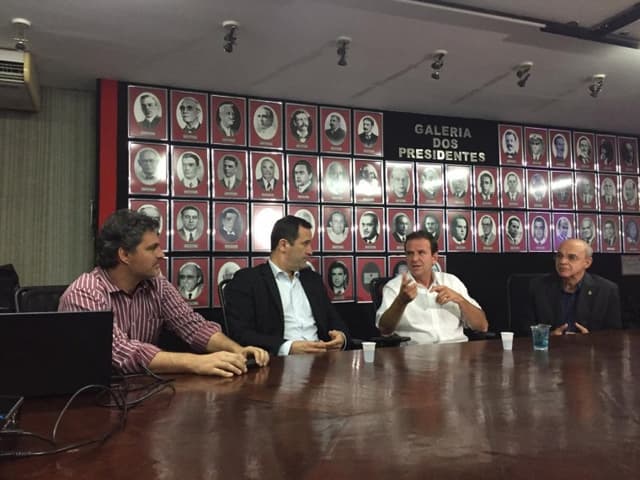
[{"x1": 2, "y1": 331, "x2": 639, "y2": 479}]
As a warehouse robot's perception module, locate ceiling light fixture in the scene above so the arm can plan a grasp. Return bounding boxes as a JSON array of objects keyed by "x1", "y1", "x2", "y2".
[
  {"x1": 222, "y1": 20, "x2": 239, "y2": 53},
  {"x1": 11, "y1": 17, "x2": 31, "y2": 51},
  {"x1": 588, "y1": 73, "x2": 606, "y2": 98},
  {"x1": 336, "y1": 36, "x2": 351, "y2": 67},
  {"x1": 430, "y1": 49, "x2": 447, "y2": 80},
  {"x1": 515, "y1": 61, "x2": 533, "y2": 87}
]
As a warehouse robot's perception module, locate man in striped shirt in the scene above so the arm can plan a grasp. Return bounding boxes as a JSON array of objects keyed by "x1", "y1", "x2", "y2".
[{"x1": 59, "y1": 209, "x2": 268, "y2": 376}]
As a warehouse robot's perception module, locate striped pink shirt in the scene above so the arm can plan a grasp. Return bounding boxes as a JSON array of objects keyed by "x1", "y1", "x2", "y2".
[{"x1": 59, "y1": 267, "x2": 220, "y2": 373}]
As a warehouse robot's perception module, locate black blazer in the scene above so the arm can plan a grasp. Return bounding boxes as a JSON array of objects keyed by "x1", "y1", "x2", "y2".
[
  {"x1": 527, "y1": 272, "x2": 621, "y2": 332},
  {"x1": 224, "y1": 263, "x2": 350, "y2": 354}
]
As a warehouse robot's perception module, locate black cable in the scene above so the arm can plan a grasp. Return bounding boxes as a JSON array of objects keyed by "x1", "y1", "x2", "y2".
[{"x1": 0, "y1": 370, "x2": 174, "y2": 459}]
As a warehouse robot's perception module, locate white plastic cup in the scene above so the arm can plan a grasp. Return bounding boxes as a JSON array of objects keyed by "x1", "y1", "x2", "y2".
[
  {"x1": 500, "y1": 331, "x2": 514, "y2": 351},
  {"x1": 362, "y1": 341, "x2": 376, "y2": 363}
]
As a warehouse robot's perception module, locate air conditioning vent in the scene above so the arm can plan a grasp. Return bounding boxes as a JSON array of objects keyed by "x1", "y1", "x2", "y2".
[{"x1": 0, "y1": 49, "x2": 40, "y2": 111}]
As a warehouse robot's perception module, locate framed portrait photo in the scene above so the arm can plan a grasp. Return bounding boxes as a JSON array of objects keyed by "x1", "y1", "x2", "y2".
[
  {"x1": 353, "y1": 110, "x2": 383, "y2": 157},
  {"x1": 524, "y1": 127, "x2": 548, "y2": 167},
  {"x1": 129, "y1": 199, "x2": 169, "y2": 251},
  {"x1": 354, "y1": 159, "x2": 383, "y2": 204},
  {"x1": 387, "y1": 208, "x2": 415, "y2": 252},
  {"x1": 213, "y1": 202, "x2": 248, "y2": 252},
  {"x1": 600, "y1": 214, "x2": 621, "y2": 253},
  {"x1": 128, "y1": 85, "x2": 167, "y2": 140},
  {"x1": 573, "y1": 132, "x2": 595, "y2": 170},
  {"x1": 474, "y1": 166, "x2": 499, "y2": 208},
  {"x1": 618, "y1": 136, "x2": 639, "y2": 174},
  {"x1": 500, "y1": 167, "x2": 526, "y2": 209},
  {"x1": 249, "y1": 99, "x2": 283, "y2": 149},
  {"x1": 552, "y1": 212, "x2": 575, "y2": 250},
  {"x1": 621, "y1": 175, "x2": 639, "y2": 212},
  {"x1": 417, "y1": 164, "x2": 444, "y2": 206},
  {"x1": 170, "y1": 90, "x2": 208, "y2": 143},
  {"x1": 287, "y1": 155, "x2": 319, "y2": 203},
  {"x1": 386, "y1": 162, "x2": 415, "y2": 205},
  {"x1": 323, "y1": 256, "x2": 354, "y2": 303},
  {"x1": 288, "y1": 204, "x2": 321, "y2": 252},
  {"x1": 172, "y1": 200, "x2": 209, "y2": 251},
  {"x1": 498, "y1": 124, "x2": 523, "y2": 165},
  {"x1": 575, "y1": 171, "x2": 598, "y2": 211},
  {"x1": 355, "y1": 207, "x2": 385, "y2": 252},
  {"x1": 549, "y1": 129, "x2": 572, "y2": 169},
  {"x1": 622, "y1": 215, "x2": 640, "y2": 253},
  {"x1": 251, "y1": 151, "x2": 285, "y2": 201},
  {"x1": 526, "y1": 169, "x2": 550, "y2": 210},
  {"x1": 322, "y1": 205, "x2": 353, "y2": 252},
  {"x1": 599, "y1": 174, "x2": 619, "y2": 212},
  {"x1": 211, "y1": 95, "x2": 246, "y2": 146},
  {"x1": 213, "y1": 149, "x2": 248, "y2": 200},
  {"x1": 285, "y1": 103, "x2": 318, "y2": 152},
  {"x1": 475, "y1": 210, "x2": 500, "y2": 253},
  {"x1": 550, "y1": 171, "x2": 575, "y2": 210},
  {"x1": 417, "y1": 208, "x2": 444, "y2": 249},
  {"x1": 320, "y1": 106, "x2": 351, "y2": 154},
  {"x1": 446, "y1": 209, "x2": 473, "y2": 252},
  {"x1": 251, "y1": 203, "x2": 285, "y2": 252},
  {"x1": 212, "y1": 257, "x2": 249, "y2": 307},
  {"x1": 171, "y1": 257, "x2": 210, "y2": 308},
  {"x1": 445, "y1": 165, "x2": 471, "y2": 207},
  {"x1": 321, "y1": 156, "x2": 352, "y2": 203},
  {"x1": 128, "y1": 142, "x2": 168, "y2": 195},
  {"x1": 388, "y1": 255, "x2": 409, "y2": 278},
  {"x1": 355, "y1": 256, "x2": 386, "y2": 303},
  {"x1": 172, "y1": 146, "x2": 209, "y2": 197},
  {"x1": 576, "y1": 213, "x2": 599, "y2": 252},
  {"x1": 528, "y1": 211, "x2": 552, "y2": 252},
  {"x1": 502, "y1": 211, "x2": 526, "y2": 253},
  {"x1": 596, "y1": 134, "x2": 618, "y2": 173}
]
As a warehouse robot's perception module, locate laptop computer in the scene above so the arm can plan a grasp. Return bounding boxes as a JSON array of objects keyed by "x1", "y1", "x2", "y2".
[{"x1": 0, "y1": 311, "x2": 113, "y2": 397}]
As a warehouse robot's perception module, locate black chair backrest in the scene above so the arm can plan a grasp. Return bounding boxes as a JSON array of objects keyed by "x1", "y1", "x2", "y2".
[
  {"x1": 218, "y1": 278, "x2": 232, "y2": 335},
  {"x1": 14, "y1": 285, "x2": 68, "y2": 313},
  {"x1": 369, "y1": 276, "x2": 393, "y2": 311},
  {"x1": 506, "y1": 273, "x2": 540, "y2": 336},
  {"x1": 0, "y1": 264, "x2": 20, "y2": 313}
]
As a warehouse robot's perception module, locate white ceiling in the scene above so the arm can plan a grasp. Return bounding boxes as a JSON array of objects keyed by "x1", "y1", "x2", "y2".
[{"x1": 1, "y1": 0, "x2": 640, "y2": 134}]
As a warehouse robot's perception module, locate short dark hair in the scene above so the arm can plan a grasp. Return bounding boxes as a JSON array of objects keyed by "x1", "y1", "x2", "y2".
[
  {"x1": 405, "y1": 230, "x2": 438, "y2": 254},
  {"x1": 222, "y1": 155, "x2": 238, "y2": 166},
  {"x1": 270, "y1": 215, "x2": 312, "y2": 251},
  {"x1": 182, "y1": 152, "x2": 200, "y2": 166},
  {"x1": 96, "y1": 209, "x2": 159, "y2": 269},
  {"x1": 294, "y1": 159, "x2": 313, "y2": 174},
  {"x1": 328, "y1": 261, "x2": 349, "y2": 287}
]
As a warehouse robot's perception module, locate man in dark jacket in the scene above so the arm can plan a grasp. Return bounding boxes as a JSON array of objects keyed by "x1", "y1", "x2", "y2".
[
  {"x1": 225, "y1": 216, "x2": 350, "y2": 355},
  {"x1": 528, "y1": 238, "x2": 621, "y2": 335}
]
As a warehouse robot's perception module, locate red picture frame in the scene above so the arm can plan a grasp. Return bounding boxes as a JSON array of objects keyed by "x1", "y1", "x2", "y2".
[
  {"x1": 211, "y1": 95, "x2": 246, "y2": 146},
  {"x1": 172, "y1": 146, "x2": 209, "y2": 197},
  {"x1": 285, "y1": 103, "x2": 318, "y2": 152},
  {"x1": 171, "y1": 257, "x2": 210, "y2": 308},
  {"x1": 128, "y1": 142, "x2": 168, "y2": 195},
  {"x1": 213, "y1": 202, "x2": 248, "y2": 252},
  {"x1": 170, "y1": 90, "x2": 208, "y2": 143},
  {"x1": 249, "y1": 99, "x2": 283, "y2": 149},
  {"x1": 320, "y1": 106, "x2": 351, "y2": 154},
  {"x1": 353, "y1": 110, "x2": 383, "y2": 157},
  {"x1": 127, "y1": 85, "x2": 167, "y2": 140}
]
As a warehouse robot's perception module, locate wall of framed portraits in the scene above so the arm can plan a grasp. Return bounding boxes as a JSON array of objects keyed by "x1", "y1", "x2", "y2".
[{"x1": 102, "y1": 79, "x2": 640, "y2": 334}]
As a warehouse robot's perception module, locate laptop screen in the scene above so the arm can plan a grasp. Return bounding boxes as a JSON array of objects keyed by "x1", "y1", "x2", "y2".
[{"x1": 0, "y1": 311, "x2": 113, "y2": 397}]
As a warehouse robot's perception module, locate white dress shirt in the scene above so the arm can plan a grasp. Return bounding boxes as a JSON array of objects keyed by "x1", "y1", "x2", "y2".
[
  {"x1": 269, "y1": 261, "x2": 319, "y2": 355},
  {"x1": 375, "y1": 272, "x2": 481, "y2": 344}
]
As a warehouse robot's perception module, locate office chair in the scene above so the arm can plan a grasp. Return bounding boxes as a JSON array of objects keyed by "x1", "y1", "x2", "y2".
[
  {"x1": 218, "y1": 278, "x2": 233, "y2": 335},
  {"x1": 360, "y1": 276, "x2": 411, "y2": 348},
  {"x1": 14, "y1": 285, "x2": 68, "y2": 313},
  {"x1": 0, "y1": 264, "x2": 20, "y2": 313},
  {"x1": 506, "y1": 273, "x2": 540, "y2": 337}
]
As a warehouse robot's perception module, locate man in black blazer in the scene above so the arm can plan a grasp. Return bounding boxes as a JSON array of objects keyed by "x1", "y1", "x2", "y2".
[
  {"x1": 528, "y1": 238, "x2": 621, "y2": 335},
  {"x1": 224, "y1": 216, "x2": 350, "y2": 355}
]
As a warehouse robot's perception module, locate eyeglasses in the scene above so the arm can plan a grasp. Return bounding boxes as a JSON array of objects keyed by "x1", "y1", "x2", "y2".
[
  {"x1": 179, "y1": 104, "x2": 198, "y2": 112},
  {"x1": 179, "y1": 274, "x2": 196, "y2": 279},
  {"x1": 554, "y1": 252, "x2": 581, "y2": 262}
]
